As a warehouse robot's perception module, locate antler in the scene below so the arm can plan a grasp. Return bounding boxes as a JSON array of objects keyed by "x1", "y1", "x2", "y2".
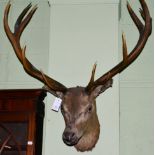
[
  {"x1": 86, "y1": 0, "x2": 152, "y2": 93},
  {"x1": 4, "y1": 2, "x2": 67, "y2": 94}
]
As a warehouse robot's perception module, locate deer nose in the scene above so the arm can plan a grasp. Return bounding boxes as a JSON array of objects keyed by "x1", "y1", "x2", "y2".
[{"x1": 62, "y1": 131, "x2": 78, "y2": 146}]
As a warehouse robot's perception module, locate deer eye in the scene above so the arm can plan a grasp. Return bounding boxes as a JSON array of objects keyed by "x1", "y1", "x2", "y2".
[{"x1": 87, "y1": 105, "x2": 93, "y2": 113}]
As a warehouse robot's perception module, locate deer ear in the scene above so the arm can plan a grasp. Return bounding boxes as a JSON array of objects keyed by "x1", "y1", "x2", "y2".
[
  {"x1": 55, "y1": 91, "x2": 64, "y2": 99},
  {"x1": 91, "y1": 79, "x2": 113, "y2": 98}
]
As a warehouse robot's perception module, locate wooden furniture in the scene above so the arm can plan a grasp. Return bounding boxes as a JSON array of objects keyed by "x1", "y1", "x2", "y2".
[{"x1": 0, "y1": 89, "x2": 46, "y2": 155}]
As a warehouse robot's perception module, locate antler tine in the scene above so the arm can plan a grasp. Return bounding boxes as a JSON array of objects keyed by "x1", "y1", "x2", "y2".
[
  {"x1": 86, "y1": 0, "x2": 152, "y2": 93},
  {"x1": 14, "y1": 3, "x2": 37, "y2": 39},
  {"x1": 4, "y1": 2, "x2": 11, "y2": 35},
  {"x1": 14, "y1": 3, "x2": 32, "y2": 34},
  {"x1": 122, "y1": 32, "x2": 128, "y2": 62},
  {"x1": 21, "y1": 45, "x2": 67, "y2": 92},
  {"x1": 4, "y1": 2, "x2": 67, "y2": 93},
  {"x1": 127, "y1": 1, "x2": 144, "y2": 33},
  {"x1": 87, "y1": 63, "x2": 97, "y2": 87}
]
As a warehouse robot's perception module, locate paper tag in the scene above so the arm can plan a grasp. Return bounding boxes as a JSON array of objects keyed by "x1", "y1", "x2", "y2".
[
  {"x1": 52, "y1": 97, "x2": 62, "y2": 112},
  {"x1": 27, "y1": 141, "x2": 33, "y2": 145}
]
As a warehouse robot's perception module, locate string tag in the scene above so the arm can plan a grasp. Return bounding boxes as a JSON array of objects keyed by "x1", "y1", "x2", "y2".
[{"x1": 52, "y1": 97, "x2": 62, "y2": 112}]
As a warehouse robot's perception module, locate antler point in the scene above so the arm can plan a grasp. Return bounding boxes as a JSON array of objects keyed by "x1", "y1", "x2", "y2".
[
  {"x1": 126, "y1": 1, "x2": 130, "y2": 7},
  {"x1": 8, "y1": 0, "x2": 11, "y2": 4},
  {"x1": 32, "y1": 4, "x2": 38, "y2": 11},
  {"x1": 28, "y1": 3, "x2": 32, "y2": 7},
  {"x1": 122, "y1": 32, "x2": 128, "y2": 61},
  {"x1": 94, "y1": 62, "x2": 97, "y2": 67},
  {"x1": 6, "y1": 0, "x2": 11, "y2": 9},
  {"x1": 122, "y1": 32, "x2": 126, "y2": 40}
]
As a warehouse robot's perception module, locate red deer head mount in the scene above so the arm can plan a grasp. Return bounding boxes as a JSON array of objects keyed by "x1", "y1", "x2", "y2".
[{"x1": 4, "y1": 0, "x2": 152, "y2": 152}]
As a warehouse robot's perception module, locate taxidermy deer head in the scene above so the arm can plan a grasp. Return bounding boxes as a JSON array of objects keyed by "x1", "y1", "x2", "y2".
[{"x1": 4, "y1": 0, "x2": 152, "y2": 152}]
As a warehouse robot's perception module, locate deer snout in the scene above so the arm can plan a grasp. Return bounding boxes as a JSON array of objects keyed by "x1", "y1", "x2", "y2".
[{"x1": 62, "y1": 130, "x2": 79, "y2": 146}]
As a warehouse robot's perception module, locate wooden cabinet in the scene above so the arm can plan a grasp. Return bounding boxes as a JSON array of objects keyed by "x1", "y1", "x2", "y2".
[{"x1": 0, "y1": 89, "x2": 46, "y2": 155}]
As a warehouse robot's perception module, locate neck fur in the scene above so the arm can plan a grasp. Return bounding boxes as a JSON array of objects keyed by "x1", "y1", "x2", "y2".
[{"x1": 74, "y1": 114, "x2": 100, "y2": 152}]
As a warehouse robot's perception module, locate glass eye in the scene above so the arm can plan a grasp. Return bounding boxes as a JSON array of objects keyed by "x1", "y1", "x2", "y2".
[{"x1": 87, "y1": 105, "x2": 93, "y2": 113}]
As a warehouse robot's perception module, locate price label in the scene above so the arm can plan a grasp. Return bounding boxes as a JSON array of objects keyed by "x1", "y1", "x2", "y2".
[{"x1": 52, "y1": 97, "x2": 62, "y2": 112}]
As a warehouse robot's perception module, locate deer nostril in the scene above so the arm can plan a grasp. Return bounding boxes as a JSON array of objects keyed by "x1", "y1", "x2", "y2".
[
  {"x1": 63, "y1": 132, "x2": 74, "y2": 141},
  {"x1": 70, "y1": 132, "x2": 75, "y2": 139},
  {"x1": 62, "y1": 131, "x2": 77, "y2": 146}
]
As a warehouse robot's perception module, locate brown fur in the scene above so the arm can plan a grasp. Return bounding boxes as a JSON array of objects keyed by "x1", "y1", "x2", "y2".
[{"x1": 75, "y1": 115, "x2": 100, "y2": 152}]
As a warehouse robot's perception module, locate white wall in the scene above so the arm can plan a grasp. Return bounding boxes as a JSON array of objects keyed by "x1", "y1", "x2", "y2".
[
  {"x1": 43, "y1": 0, "x2": 119, "y2": 155},
  {"x1": 119, "y1": 0, "x2": 154, "y2": 155}
]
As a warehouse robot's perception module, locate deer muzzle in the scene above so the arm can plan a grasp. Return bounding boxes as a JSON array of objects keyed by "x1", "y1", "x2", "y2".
[
  {"x1": 62, "y1": 126, "x2": 81, "y2": 146},
  {"x1": 62, "y1": 131, "x2": 78, "y2": 146}
]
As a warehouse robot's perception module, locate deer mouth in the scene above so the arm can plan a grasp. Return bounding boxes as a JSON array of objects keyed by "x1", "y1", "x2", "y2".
[
  {"x1": 63, "y1": 136, "x2": 79, "y2": 146},
  {"x1": 63, "y1": 138, "x2": 79, "y2": 146},
  {"x1": 62, "y1": 132, "x2": 82, "y2": 146}
]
